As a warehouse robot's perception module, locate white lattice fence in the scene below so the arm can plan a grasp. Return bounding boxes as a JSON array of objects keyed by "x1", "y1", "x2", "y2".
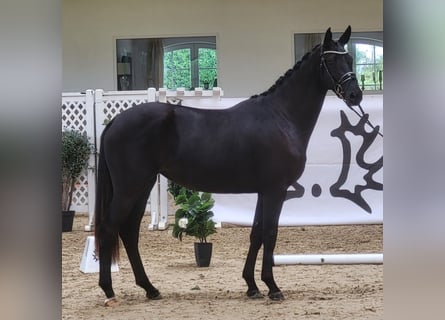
[
  {"x1": 62, "y1": 91, "x2": 92, "y2": 212},
  {"x1": 102, "y1": 93, "x2": 148, "y2": 122},
  {"x1": 62, "y1": 94, "x2": 87, "y2": 132}
]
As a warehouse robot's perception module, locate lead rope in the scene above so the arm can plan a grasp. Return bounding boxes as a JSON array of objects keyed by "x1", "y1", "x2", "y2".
[{"x1": 347, "y1": 104, "x2": 384, "y2": 137}]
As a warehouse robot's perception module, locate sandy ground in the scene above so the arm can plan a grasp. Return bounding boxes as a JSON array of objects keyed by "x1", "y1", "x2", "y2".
[{"x1": 62, "y1": 212, "x2": 382, "y2": 320}]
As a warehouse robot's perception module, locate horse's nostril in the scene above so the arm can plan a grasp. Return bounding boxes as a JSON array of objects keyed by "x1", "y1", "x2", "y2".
[
  {"x1": 347, "y1": 92, "x2": 357, "y2": 102},
  {"x1": 349, "y1": 90, "x2": 362, "y2": 103}
]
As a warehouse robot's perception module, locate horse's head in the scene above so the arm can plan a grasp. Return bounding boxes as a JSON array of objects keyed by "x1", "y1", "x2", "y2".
[{"x1": 320, "y1": 26, "x2": 362, "y2": 107}]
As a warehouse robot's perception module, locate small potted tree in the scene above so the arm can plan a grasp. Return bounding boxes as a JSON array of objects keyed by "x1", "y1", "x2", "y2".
[
  {"x1": 200, "y1": 74, "x2": 213, "y2": 90},
  {"x1": 171, "y1": 186, "x2": 217, "y2": 267},
  {"x1": 61, "y1": 129, "x2": 92, "y2": 232}
]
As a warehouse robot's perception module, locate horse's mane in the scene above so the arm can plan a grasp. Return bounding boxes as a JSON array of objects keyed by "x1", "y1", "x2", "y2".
[{"x1": 250, "y1": 44, "x2": 321, "y2": 99}]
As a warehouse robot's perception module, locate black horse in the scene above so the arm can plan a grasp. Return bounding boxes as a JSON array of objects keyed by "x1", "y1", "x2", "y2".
[{"x1": 95, "y1": 26, "x2": 362, "y2": 305}]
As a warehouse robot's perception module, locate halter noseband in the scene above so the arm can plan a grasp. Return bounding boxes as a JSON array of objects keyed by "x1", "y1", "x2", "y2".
[{"x1": 320, "y1": 49, "x2": 356, "y2": 101}]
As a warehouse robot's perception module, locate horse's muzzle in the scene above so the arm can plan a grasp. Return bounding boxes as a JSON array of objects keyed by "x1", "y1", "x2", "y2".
[{"x1": 344, "y1": 86, "x2": 363, "y2": 107}]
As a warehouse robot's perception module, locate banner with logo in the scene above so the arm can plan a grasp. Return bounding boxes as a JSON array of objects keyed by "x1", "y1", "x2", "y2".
[{"x1": 212, "y1": 95, "x2": 383, "y2": 226}]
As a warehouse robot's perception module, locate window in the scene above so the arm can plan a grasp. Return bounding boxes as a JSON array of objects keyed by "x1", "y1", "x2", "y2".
[
  {"x1": 116, "y1": 36, "x2": 217, "y2": 91},
  {"x1": 163, "y1": 39, "x2": 217, "y2": 90},
  {"x1": 294, "y1": 31, "x2": 383, "y2": 92},
  {"x1": 351, "y1": 42, "x2": 383, "y2": 91}
]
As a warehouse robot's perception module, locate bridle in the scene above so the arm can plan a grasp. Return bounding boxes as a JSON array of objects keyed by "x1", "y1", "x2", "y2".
[
  {"x1": 320, "y1": 49, "x2": 356, "y2": 101},
  {"x1": 320, "y1": 48, "x2": 383, "y2": 137}
]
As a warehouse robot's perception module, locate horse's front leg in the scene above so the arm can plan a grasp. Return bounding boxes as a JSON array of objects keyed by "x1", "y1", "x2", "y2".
[
  {"x1": 261, "y1": 190, "x2": 286, "y2": 301},
  {"x1": 242, "y1": 194, "x2": 264, "y2": 298}
]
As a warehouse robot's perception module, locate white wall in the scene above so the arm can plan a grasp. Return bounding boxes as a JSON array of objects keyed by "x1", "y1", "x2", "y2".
[{"x1": 63, "y1": 0, "x2": 383, "y2": 97}]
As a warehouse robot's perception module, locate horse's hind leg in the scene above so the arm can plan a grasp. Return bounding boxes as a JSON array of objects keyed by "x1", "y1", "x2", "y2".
[
  {"x1": 98, "y1": 190, "x2": 152, "y2": 306},
  {"x1": 98, "y1": 194, "x2": 134, "y2": 304},
  {"x1": 242, "y1": 194, "x2": 265, "y2": 298},
  {"x1": 98, "y1": 228, "x2": 118, "y2": 303},
  {"x1": 119, "y1": 180, "x2": 161, "y2": 300}
]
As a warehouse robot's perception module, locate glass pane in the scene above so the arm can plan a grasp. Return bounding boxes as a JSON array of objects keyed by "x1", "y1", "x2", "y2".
[
  {"x1": 172, "y1": 48, "x2": 191, "y2": 69},
  {"x1": 163, "y1": 51, "x2": 172, "y2": 72},
  {"x1": 198, "y1": 48, "x2": 217, "y2": 88},
  {"x1": 198, "y1": 48, "x2": 217, "y2": 68},
  {"x1": 163, "y1": 51, "x2": 173, "y2": 89},
  {"x1": 375, "y1": 45, "x2": 383, "y2": 65},
  {"x1": 356, "y1": 64, "x2": 379, "y2": 90},
  {"x1": 375, "y1": 46, "x2": 383, "y2": 89},
  {"x1": 163, "y1": 48, "x2": 191, "y2": 89},
  {"x1": 164, "y1": 67, "x2": 191, "y2": 90},
  {"x1": 355, "y1": 43, "x2": 374, "y2": 64},
  {"x1": 173, "y1": 69, "x2": 192, "y2": 89}
]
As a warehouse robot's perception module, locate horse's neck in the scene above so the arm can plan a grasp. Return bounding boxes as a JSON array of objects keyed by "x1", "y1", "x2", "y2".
[{"x1": 265, "y1": 57, "x2": 327, "y2": 145}]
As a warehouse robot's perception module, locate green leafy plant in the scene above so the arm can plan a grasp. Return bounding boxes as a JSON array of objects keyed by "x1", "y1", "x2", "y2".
[
  {"x1": 62, "y1": 129, "x2": 93, "y2": 211},
  {"x1": 172, "y1": 188, "x2": 216, "y2": 243},
  {"x1": 167, "y1": 180, "x2": 193, "y2": 203}
]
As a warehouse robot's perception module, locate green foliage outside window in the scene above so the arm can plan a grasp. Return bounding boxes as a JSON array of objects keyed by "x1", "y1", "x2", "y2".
[
  {"x1": 164, "y1": 48, "x2": 192, "y2": 89},
  {"x1": 355, "y1": 44, "x2": 383, "y2": 91},
  {"x1": 164, "y1": 47, "x2": 217, "y2": 90},
  {"x1": 198, "y1": 48, "x2": 217, "y2": 88}
]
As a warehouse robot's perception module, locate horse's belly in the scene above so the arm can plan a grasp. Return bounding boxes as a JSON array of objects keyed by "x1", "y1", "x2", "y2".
[
  {"x1": 160, "y1": 155, "x2": 302, "y2": 194},
  {"x1": 160, "y1": 163, "x2": 261, "y2": 193}
]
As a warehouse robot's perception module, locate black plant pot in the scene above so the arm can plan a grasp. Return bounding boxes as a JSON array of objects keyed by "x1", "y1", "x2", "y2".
[
  {"x1": 62, "y1": 210, "x2": 75, "y2": 232},
  {"x1": 194, "y1": 242, "x2": 212, "y2": 267}
]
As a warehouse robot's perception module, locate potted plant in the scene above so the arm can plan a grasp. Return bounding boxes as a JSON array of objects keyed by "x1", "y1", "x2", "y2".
[
  {"x1": 171, "y1": 186, "x2": 217, "y2": 267},
  {"x1": 200, "y1": 75, "x2": 212, "y2": 90},
  {"x1": 61, "y1": 129, "x2": 92, "y2": 232}
]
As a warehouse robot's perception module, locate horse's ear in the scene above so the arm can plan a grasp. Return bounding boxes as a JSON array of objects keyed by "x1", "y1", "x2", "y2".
[
  {"x1": 323, "y1": 28, "x2": 332, "y2": 49},
  {"x1": 338, "y1": 25, "x2": 351, "y2": 46}
]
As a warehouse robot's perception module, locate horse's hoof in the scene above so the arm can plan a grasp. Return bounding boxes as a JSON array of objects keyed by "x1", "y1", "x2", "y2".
[
  {"x1": 104, "y1": 297, "x2": 119, "y2": 307},
  {"x1": 246, "y1": 290, "x2": 265, "y2": 299},
  {"x1": 268, "y1": 291, "x2": 285, "y2": 301},
  {"x1": 147, "y1": 291, "x2": 162, "y2": 300}
]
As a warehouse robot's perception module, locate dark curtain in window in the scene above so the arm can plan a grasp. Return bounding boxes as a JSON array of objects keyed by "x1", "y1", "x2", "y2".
[
  {"x1": 130, "y1": 38, "x2": 164, "y2": 90},
  {"x1": 146, "y1": 39, "x2": 164, "y2": 88}
]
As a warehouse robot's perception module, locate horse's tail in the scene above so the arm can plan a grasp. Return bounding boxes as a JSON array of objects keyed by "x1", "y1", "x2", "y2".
[{"x1": 94, "y1": 120, "x2": 120, "y2": 263}]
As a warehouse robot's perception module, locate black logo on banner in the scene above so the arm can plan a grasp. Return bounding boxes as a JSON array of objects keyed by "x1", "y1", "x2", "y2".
[
  {"x1": 285, "y1": 110, "x2": 383, "y2": 213},
  {"x1": 330, "y1": 110, "x2": 383, "y2": 213}
]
